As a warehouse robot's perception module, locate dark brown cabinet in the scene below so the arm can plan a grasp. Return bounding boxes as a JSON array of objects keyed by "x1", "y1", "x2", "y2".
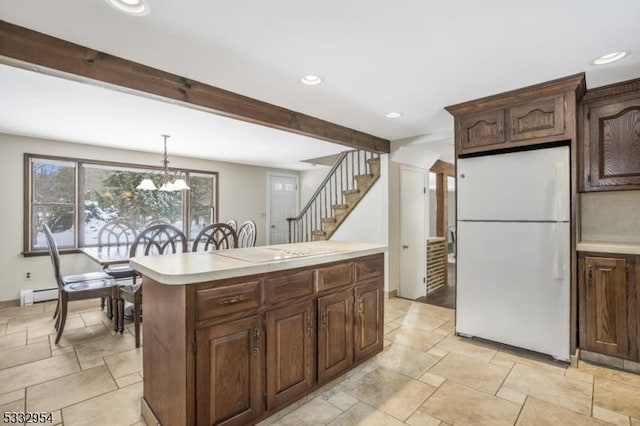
[
  {"x1": 195, "y1": 315, "x2": 263, "y2": 426},
  {"x1": 355, "y1": 279, "x2": 384, "y2": 362},
  {"x1": 579, "y1": 254, "x2": 639, "y2": 361},
  {"x1": 581, "y1": 78, "x2": 640, "y2": 191},
  {"x1": 266, "y1": 300, "x2": 315, "y2": 410},
  {"x1": 446, "y1": 74, "x2": 585, "y2": 155},
  {"x1": 317, "y1": 289, "x2": 354, "y2": 383}
]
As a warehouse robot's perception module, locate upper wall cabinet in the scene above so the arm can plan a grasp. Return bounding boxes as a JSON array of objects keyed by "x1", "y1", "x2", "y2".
[
  {"x1": 446, "y1": 74, "x2": 586, "y2": 156},
  {"x1": 580, "y1": 78, "x2": 640, "y2": 192}
]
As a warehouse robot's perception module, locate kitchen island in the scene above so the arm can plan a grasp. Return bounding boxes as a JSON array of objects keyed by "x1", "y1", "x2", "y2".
[{"x1": 130, "y1": 241, "x2": 386, "y2": 426}]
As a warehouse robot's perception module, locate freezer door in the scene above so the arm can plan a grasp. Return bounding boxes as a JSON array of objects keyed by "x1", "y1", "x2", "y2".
[
  {"x1": 456, "y1": 220, "x2": 570, "y2": 361},
  {"x1": 457, "y1": 146, "x2": 569, "y2": 221}
]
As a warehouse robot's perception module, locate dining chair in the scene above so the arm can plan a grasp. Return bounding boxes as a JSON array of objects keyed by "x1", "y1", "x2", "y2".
[
  {"x1": 116, "y1": 224, "x2": 188, "y2": 348},
  {"x1": 192, "y1": 223, "x2": 238, "y2": 252},
  {"x1": 237, "y1": 220, "x2": 257, "y2": 248},
  {"x1": 226, "y1": 219, "x2": 238, "y2": 232},
  {"x1": 42, "y1": 224, "x2": 117, "y2": 344},
  {"x1": 97, "y1": 220, "x2": 139, "y2": 317}
]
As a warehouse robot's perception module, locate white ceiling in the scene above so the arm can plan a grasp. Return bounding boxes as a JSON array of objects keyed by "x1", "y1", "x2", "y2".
[{"x1": 1, "y1": 0, "x2": 639, "y2": 169}]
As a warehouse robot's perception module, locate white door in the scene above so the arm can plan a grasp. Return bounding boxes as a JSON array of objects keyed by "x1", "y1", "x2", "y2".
[
  {"x1": 268, "y1": 174, "x2": 298, "y2": 245},
  {"x1": 400, "y1": 166, "x2": 428, "y2": 300}
]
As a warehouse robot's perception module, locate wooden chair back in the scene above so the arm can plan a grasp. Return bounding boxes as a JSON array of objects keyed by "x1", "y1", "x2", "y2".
[
  {"x1": 42, "y1": 224, "x2": 64, "y2": 290},
  {"x1": 226, "y1": 219, "x2": 237, "y2": 232},
  {"x1": 237, "y1": 220, "x2": 257, "y2": 248},
  {"x1": 192, "y1": 223, "x2": 238, "y2": 252},
  {"x1": 97, "y1": 220, "x2": 137, "y2": 248},
  {"x1": 130, "y1": 224, "x2": 188, "y2": 257}
]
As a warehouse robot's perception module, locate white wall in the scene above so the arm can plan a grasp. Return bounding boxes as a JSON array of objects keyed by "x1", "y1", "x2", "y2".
[
  {"x1": 299, "y1": 166, "x2": 332, "y2": 207},
  {"x1": 331, "y1": 155, "x2": 389, "y2": 291},
  {"x1": 0, "y1": 133, "x2": 297, "y2": 302}
]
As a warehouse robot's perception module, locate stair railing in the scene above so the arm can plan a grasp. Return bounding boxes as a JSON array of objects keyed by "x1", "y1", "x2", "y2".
[{"x1": 287, "y1": 149, "x2": 380, "y2": 243}]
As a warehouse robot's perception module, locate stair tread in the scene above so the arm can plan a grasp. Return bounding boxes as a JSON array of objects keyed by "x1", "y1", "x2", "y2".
[
  {"x1": 354, "y1": 173, "x2": 373, "y2": 179},
  {"x1": 321, "y1": 218, "x2": 337, "y2": 223},
  {"x1": 343, "y1": 188, "x2": 360, "y2": 195},
  {"x1": 312, "y1": 230, "x2": 326, "y2": 236},
  {"x1": 332, "y1": 203, "x2": 349, "y2": 209}
]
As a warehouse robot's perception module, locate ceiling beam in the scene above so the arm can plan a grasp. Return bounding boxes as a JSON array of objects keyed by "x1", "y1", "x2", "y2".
[
  {"x1": 430, "y1": 160, "x2": 455, "y2": 176},
  {"x1": 0, "y1": 21, "x2": 390, "y2": 153}
]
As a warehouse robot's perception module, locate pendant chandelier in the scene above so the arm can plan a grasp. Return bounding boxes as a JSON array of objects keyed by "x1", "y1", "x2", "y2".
[{"x1": 136, "y1": 135, "x2": 190, "y2": 191}]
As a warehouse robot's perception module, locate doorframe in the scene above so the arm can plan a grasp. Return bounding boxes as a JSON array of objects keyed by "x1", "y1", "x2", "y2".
[
  {"x1": 399, "y1": 164, "x2": 429, "y2": 299},
  {"x1": 266, "y1": 172, "x2": 300, "y2": 245}
]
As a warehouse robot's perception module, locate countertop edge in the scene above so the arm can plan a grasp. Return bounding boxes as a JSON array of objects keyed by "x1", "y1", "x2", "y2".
[
  {"x1": 577, "y1": 242, "x2": 640, "y2": 255},
  {"x1": 130, "y1": 244, "x2": 387, "y2": 285}
]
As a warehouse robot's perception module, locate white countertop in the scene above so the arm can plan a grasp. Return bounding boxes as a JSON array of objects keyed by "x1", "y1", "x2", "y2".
[
  {"x1": 129, "y1": 241, "x2": 387, "y2": 285},
  {"x1": 577, "y1": 241, "x2": 640, "y2": 255}
]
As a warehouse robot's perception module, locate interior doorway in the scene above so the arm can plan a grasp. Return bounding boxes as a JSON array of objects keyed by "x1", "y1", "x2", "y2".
[{"x1": 267, "y1": 173, "x2": 299, "y2": 245}]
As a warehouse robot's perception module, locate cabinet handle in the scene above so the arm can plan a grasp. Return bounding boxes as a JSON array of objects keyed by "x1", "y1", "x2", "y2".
[
  {"x1": 587, "y1": 267, "x2": 593, "y2": 287},
  {"x1": 217, "y1": 294, "x2": 248, "y2": 305},
  {"x1": 307, "y1": 308, "x2": 313, "y2": 337},
  {"x1": 363, "y1": 267, "x2": 375, "y2": 273},
  {"x1": 253, "y1": 328, "x2": 260, "y2": 356},
  {"x1": 357, "y1": 296, "x2": 364, "y2": 317}
]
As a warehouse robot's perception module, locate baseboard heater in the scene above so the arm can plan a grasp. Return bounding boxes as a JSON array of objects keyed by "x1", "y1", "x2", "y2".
[{"x1": 20, "y1": 288, "x2": 58, "y2": 306}]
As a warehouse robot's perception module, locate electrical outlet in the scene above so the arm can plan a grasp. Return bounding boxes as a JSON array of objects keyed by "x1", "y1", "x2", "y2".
[{"x1": 23, "y1": 271, "x2": 32, "y2": 281}]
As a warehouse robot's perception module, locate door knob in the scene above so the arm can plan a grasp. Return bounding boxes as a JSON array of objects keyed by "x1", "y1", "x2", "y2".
[
  {"x1": 271, "y1": 225, "x2": 276, "y2": 228},
  {"x1": 402, "y1": 245, "x2": 409, "y2": 249}
]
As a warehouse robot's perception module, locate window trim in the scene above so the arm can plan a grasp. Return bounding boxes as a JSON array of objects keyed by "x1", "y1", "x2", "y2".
[{"x1": 23, "y1": 153, "x2": 219, "y2": 255}]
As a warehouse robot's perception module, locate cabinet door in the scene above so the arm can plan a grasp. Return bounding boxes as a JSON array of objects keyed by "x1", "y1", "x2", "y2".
[
  {"x1": 588, "y1": 98, "x2": 640, "y2": 188},
  {"x1": 195, "y1": 316, "x2": 263, "y2": 426},
  {"x1": 458, "y1": 109, "x2": 506, "y2": 152},
  {"x1": 583, "y1": 257, "x2": 631, "y2": 358},
  {"x1": 318, "y1": 289, "x2": 354, "y2": 383},
  {"x1": 354, "y1": 279, "x2": 384, "y2": 362},
  {"x1": 266, "y1": 300, "x2": 315, "y2": 410},
  {"x1": 508, "y1": 96, "x2": 565, "y2": 142}
]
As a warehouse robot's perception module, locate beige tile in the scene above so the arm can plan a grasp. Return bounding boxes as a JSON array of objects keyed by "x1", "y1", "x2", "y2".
[
  {"x1": 385, "y1": 325, "x2": 445, "y2": 351},
  {"x1": 490, "y1": 358, "x2": 515, "y2": 369},
  {"x1": 594, "y1": 378, "x2": 640, "y2": 419},
  {"x1": 631, "y1": 418, "x2": 640, "y2": 426},
  {"x1": 327, "y1": 401, "x2": 406, "y2": 426},
  {"x1": 593, "y1": 406, "x2": 631, "y2": 426},
  {"x1": 419, "y1": 372, "x2": 446, "y2": 388},
  {"x1": 50, "y1": 324, "x2": 110, "y2": 348},
  {"x1": 26, "y1": 365, "x2": 117, "y2": 413},
  {"x1": 74, "y1": 333, "x2": 136, "y2": 367},
  {"x1": 0, "y1": 304, "x2": 44, "y2": 322},
  {"x1": 580, "y1": 361, "x2": 640, "y2": 389},
  {"x1": 0, "y1": 330, "x2": 26, "y2": 350},
  {"x1": 427, "y1": 353, "x2": 510, "y2": 394},
  {"x1": 52, "y1": 345, "x2": 75, "y2": 357},
  {"x1": 516, "y1": 397, "x2": 609, "y2": 426},
  {"x1": 104, "y1": 348, "x2": 143, "y2": 379},
  {"x1": 0, "y1": 399, "x2": 25, "y2": 424},
  {"x1": 272, "y1": 397, "x2": 342, "y2": 426},
  {"x1": 65, "y1": 299, "x2": 104, "y2": 314},
  {"x1": 398, "y1": 312, "x2": 449, "y2": 332},
  {"x1": 493, "y1": 348, "x2": 566, "y2": 375},
  {"x1": 80, "y1": 310, "x2": 113, "y2": 327},
  {"x1": 385, "y1": 298, "x2": 413, "y2": 312},
  {"x1": 384, "y1": 308, "x2": 408, "y2": 323},
  {"x1": 0, "y1": 322, "x2": 6, "y2": 335},
  {"x1": 496, "y1": 387, "x2": 526, "y2": 405},
  {"x1": 80, "y1": 357, "x2": 106, "y2": 370},
  {"x1": 404, "y1": 303, "x2": 453, "y2": 319},
  {"x1": 0, "y1": 389, "x2": 24, "y2": 405},
  {"x1": 427, "y1": 347, "x2": 448, "y2": 358},
  {"x1": 116, "y1": 372, "x2": 143, "y2": 388},
  {"x1": 0, "y1": 352, "x2": 80, "y2": 393},
  {"x1": 503, "y1": 364, "x2": 592, "y2": 415},
  {"x1": 433, "y1": 335, "x2": 498, "y2": 362},
  {"x1": 27, "y1": 335, "x2": 50, "y2": 344},
  {"x1": 318, "y1": 388, "x2": 358, "y2": 411},
  {"x1": 344, "y1": 366, "x2": 435, "y2": 421},
  {"x1": 420, "y1": 381, "x2": 520, "y2": 426},
  {"x1": 565, "y1": 367, "x2": 594, "y2": 383},
  {"x1": 0, "y1": 341, "x2": 50, "y2": 370},
  {"x1": 62, "y1": 382, "x2": 142, "y2": 426},
  {"x1": 375, "y1": 344, "x2": 440, "y2": 378},
  {"x1": 28, "y1": 315, "x2": 85, "y2": 338},
  {"x1": 5, "y1": 312, "x2": 56, "y2": 334},
  {"x1": 383, "y1": 320, "x2": 402, "y2": 335},
  {"x1": 406, "y1": 410, "x2": 442, "y2": 426}
]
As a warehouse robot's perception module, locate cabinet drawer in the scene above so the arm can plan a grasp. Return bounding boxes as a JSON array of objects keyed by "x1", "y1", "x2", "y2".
[
  {"x1": 316, "y1": 262, "x2": 353, "y2": 292},
  {"x1": 354, "y1": 255, "x2": 383, "y2": 282},
  {"x1": 196, "y1": 281, "x2": 262, "y2": 321},
  {"x1": 266, "y1": 269, "x2": 315, "y2": 304}
]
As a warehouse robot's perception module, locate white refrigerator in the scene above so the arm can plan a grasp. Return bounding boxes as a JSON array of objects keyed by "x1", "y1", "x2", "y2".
[{"x1": 456, "y1": 145, "x2": 570, "y2": 361}]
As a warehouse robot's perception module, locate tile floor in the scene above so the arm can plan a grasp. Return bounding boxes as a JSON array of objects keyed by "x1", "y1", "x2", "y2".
[{"x1": 1, "y1": 297, "x2": 639, "y2": 425}]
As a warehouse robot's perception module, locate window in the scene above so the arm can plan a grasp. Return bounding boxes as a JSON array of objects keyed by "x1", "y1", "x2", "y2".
[{"x1": 25, "y1": 154, "x2": 218, "y2": 254}]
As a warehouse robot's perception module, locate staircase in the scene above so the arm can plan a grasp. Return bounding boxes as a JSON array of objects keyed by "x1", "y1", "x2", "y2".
[{"x1": 287, "y1": 150, "x2": 381, "y2": 243}]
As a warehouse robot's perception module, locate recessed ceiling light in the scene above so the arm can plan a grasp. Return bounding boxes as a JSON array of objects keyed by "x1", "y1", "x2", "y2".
[
  {"x1": 301, "y1": 75, "x2": 323, "y2": 86},
  {"x1": 105, "y1": 0, "x2": 150, "y2": 16},
  {"x1": 385, "y1": 112, "x2": 403, "y2": 119},
  {"x1": 592, "y1": 51, "x2": 628, "y2": 65}
]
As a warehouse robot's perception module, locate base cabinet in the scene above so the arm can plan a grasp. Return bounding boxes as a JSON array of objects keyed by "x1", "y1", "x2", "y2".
[
  {"x1": 355, "y1": 279, "x2": 384, "y2": 362},
  {"x1": 318, "y1": 289, "x2": 354, "y2": 383},
  {"x1": 266, "y1": 300, "x2": 315, "y2": 411},
  {"x1": 579, "y1": 254, "x2": 639, "y2": 361},
  {"x1": 195, "y1": 316, "x2": 263, "y2": 426}
]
